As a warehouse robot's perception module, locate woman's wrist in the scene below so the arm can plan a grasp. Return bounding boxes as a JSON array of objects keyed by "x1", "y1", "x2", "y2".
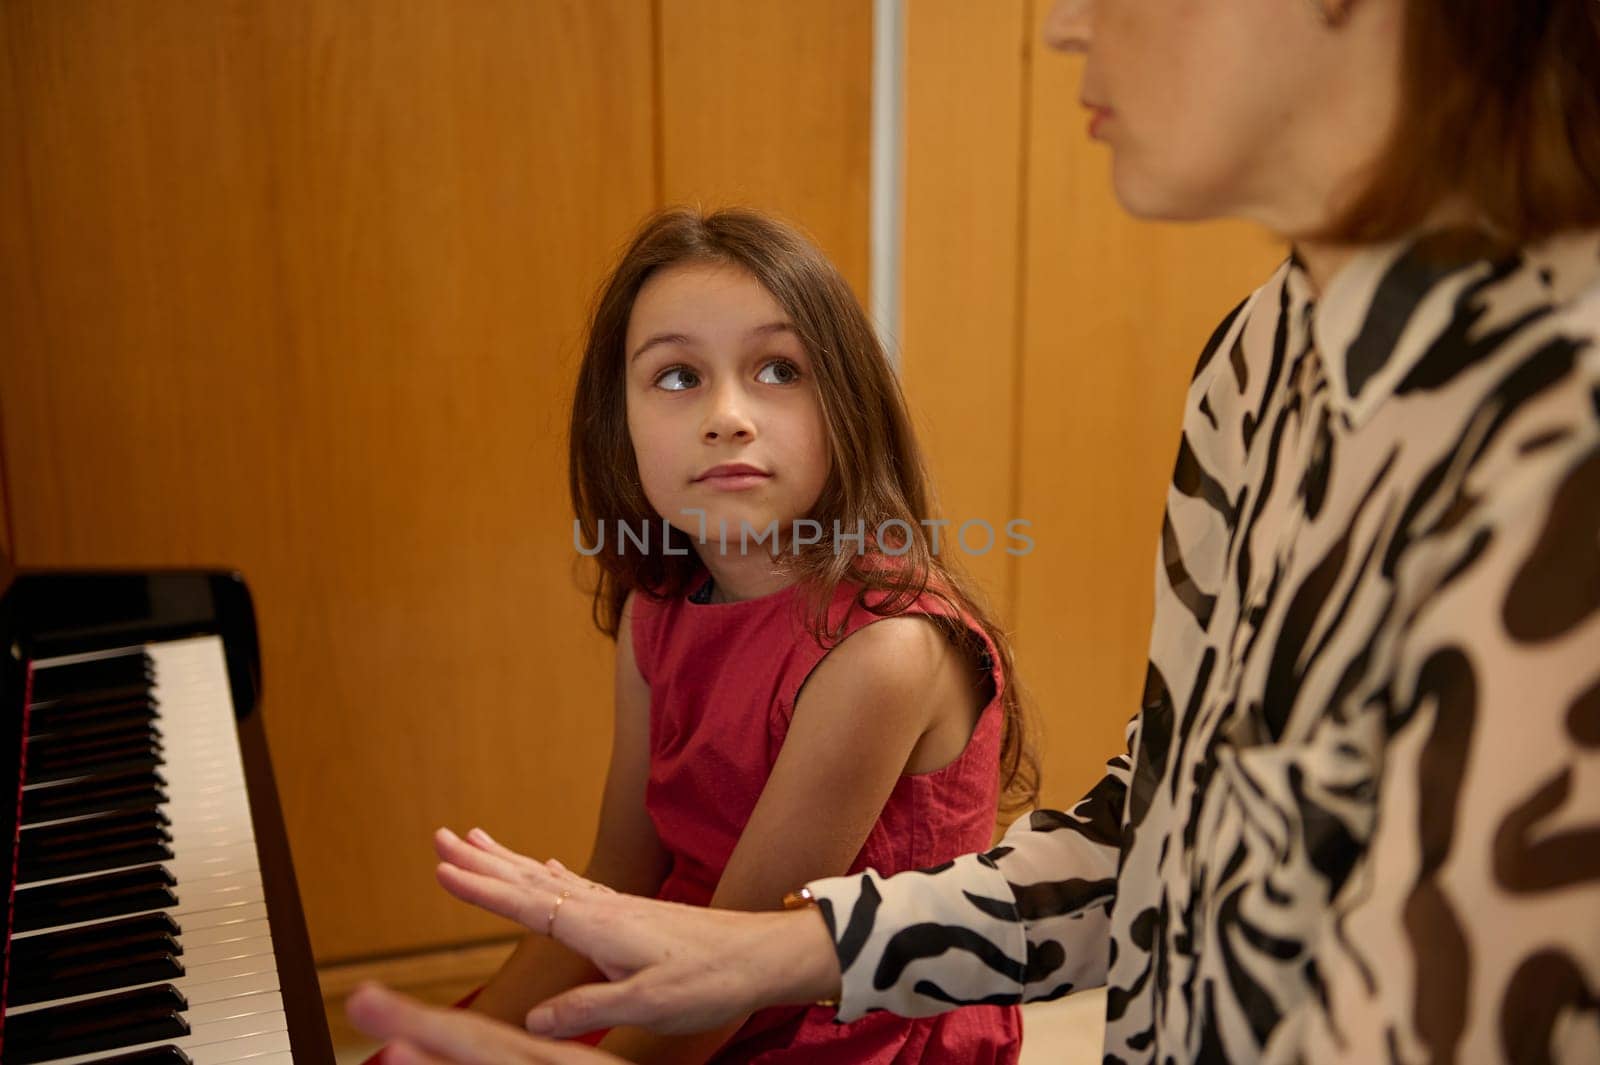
[{"x1": 768, "y1": 891, "x2": 842, "y2": 1008}]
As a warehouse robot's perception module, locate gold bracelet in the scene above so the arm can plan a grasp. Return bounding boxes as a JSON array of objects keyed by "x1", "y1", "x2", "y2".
[{"x1": 782, "y1": 887, "x2": 841, "y2": 1009}]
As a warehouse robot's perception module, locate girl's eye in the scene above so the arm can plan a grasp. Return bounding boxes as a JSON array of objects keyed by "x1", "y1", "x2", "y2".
[
  {"x1": 756, "y1": 359, "x2": 801, "y2": 385},
  {"x1": 655, "y1": 367, "x2": 700, "y2": 391}
]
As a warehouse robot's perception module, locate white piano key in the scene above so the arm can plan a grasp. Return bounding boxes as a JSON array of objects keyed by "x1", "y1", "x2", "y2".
[
  {"x1": 183, "y1": 930, "x2": 278, "y2": 967},
  {"x1": 179, "y1": 916, "x2": 273, "y2": 950},
  {"x1": 184, "y1": 1029, "x2": 294, "y2": 1065},
  {"x1": 175, "y1": 872, "x2": 267, "y2": 915},
  {"x1": 184, "y1": 991, "x2": 288, "y2": 1026},
  {"x1": 185, "y1": 1009, "x2": 288, "y2": 1044},
  {"x1": 183, "y1": 947, "x2": 283, "y2": 985},
  {"x1": 176, "y1": 900, "x2": 271, "y2": 932},
  {"x1": 180, "y1": 968, "x2": 284, "y2": 1007}
]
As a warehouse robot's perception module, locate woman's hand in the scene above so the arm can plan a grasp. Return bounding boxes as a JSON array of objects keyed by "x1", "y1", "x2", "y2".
[
  {"x1": 431, "y1": 827, "x2": 841, "y2": 1038},
  {"x1": 346, "y1": 983, "x2": 622, "y2": 1065}
]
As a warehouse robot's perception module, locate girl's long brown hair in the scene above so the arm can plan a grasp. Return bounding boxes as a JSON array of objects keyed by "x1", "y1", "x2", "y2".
[{"x1": 570, "y1": 206, "x2": 1039, "y2": 815}]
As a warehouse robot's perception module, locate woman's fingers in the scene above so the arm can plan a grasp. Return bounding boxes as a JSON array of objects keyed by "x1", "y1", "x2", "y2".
[
  {"x1": 462, "y1": 829, "x2": 561, "y2": 877},
  {"x1": 433, "y1": 829, "x2": 533, "y2": 883},
  {"x1": 346, "y1": 984, "x2": 618, "y2": 1065},
  {"x1": 434, "y1": 861, "x2": 559, "y2": 930}
]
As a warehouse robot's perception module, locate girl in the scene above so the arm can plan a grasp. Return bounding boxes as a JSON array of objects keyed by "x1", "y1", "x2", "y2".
[{"x1": 467, "y1": 207, "x2": 1037, "y2": 1064}]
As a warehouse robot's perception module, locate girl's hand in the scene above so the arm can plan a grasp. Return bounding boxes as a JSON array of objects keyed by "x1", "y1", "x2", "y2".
[
  {"x1": 431, "y1": 827, "x2": 841, "y2": 1038},
  {"x1": 346, "y1": 983, "x2": 621, "y2": 1065}
]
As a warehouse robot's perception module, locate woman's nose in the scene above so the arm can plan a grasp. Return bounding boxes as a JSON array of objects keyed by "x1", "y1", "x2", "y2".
[{"x1": 1042, "y1": 0, "x2": 1093, "y2": 53}]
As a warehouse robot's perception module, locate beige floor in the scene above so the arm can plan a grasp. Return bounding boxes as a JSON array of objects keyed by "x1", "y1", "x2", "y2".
[{"x1": 320, "y1": 941, "x2": 1105, "y2": 1065}]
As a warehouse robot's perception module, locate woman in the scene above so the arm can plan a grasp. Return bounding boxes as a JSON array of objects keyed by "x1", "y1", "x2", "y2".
[{"x1": 350, "y1": 0, "x2": 1600, "y2": 1060}]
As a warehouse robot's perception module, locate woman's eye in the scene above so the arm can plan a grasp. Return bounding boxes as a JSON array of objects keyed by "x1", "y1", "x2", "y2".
[
  {"x1": 655, "y1": 367, "x2": 700, "y2": 391},
  {"x1": 756, "y1": 360, "x2": 801, "y2": 385}
]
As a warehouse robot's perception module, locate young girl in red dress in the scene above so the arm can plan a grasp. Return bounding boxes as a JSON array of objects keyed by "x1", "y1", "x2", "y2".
[{"x1": 467, "y1": 207, "x2": 1036, "y2": 1063}]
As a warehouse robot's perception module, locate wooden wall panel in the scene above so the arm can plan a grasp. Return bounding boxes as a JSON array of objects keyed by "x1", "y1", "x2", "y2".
[
  {"x1": 0, "y1": 4, "x2": 27, "y2": 565},
  {"x1": 659, "y1": 0, "x2": 872, "y2": 299},
  {"x1": 0, "y1": 0, "x2": 654, "y2": 961},
  {"x1": 1010, "y1": 1, "x2": 1283, "y2": 809},
  {"x1": 899, "y1": 0, "x2": 1030, "y2": 623}
]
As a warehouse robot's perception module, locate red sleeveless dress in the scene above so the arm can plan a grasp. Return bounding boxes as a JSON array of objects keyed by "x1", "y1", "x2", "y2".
[{"x1": 630, "y1": 575, "x2": 1022, "y2": 1064}]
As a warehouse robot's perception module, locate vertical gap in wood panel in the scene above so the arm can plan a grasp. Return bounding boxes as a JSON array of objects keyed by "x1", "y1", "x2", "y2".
[
  {"x1": 869, "y1": 0, "x2": 905, "y2": 362},
  {"x1": 1005, "y1": 0, "x2": 1036, "y2": 626},
  {"x1": 649, "y1": 0, "x2": 666, "y2": 208}
]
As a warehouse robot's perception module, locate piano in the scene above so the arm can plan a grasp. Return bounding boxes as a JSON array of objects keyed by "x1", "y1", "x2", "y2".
[{"x1": 2, "y1": 567, "x2": 334, "y2": 1065}]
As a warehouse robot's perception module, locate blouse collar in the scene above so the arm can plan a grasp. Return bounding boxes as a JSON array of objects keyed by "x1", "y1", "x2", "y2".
[{"x1": 1289, "y1": 228, "x2": 1600, "y2": 428}]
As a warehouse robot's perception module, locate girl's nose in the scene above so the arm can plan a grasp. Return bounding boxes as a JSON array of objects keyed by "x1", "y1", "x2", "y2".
[
  {"x1": 702, "y1": 390, "x2": 756, "y2": 442},
  {"x1": 1042, "y1": 0, "x2": 1093, "y2": 53}
]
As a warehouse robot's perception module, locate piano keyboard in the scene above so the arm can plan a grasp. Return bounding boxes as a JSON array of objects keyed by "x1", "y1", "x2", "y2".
[{"x1": 6, "y1": 636, "x2": 293, "y2": 1065}]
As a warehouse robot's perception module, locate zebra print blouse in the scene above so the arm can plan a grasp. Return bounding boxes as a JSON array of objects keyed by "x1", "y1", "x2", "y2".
[{"x1": 805, "y1": 229, "x2": 1600, "y2": 1063}]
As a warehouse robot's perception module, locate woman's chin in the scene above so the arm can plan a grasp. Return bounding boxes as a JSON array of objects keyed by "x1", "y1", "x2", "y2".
[{"x1": 1108, "y1": 159, "x2": 1225, "y2": 225}]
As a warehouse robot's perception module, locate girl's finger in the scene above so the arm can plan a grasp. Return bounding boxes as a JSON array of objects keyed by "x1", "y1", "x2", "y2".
[
  {"x1": 384, "y1": 1040, "x2": 451, "y2": 1065},
  {"x1": 349, "y1": 984, "x2": 591, "y2": 1065},
  {"x1": 346, "y1": 985, "x2": 493, "y2": 1055}
]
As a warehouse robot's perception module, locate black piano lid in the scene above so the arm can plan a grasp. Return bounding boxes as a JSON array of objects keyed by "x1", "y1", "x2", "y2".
[
  {"x1": 8, "y1": 571, "x2": 260, "y2": 721},
  {"x1": 2, "y1": 569, "x2": 333, "y2": 1065}
]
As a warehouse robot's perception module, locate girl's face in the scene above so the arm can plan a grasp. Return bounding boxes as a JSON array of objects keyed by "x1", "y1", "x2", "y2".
[
  {"x1": 624, "y1": 261, "x2": 830, "y2": 552},
  {"x1": 1044, "y1": 0, "x2": 1403, "y2": 235}
]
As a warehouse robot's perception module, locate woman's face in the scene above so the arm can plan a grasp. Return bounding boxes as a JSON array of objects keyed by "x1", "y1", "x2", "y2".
[{"x1": 1045, "y1": 0, "x2": 1403, "y2": 234}]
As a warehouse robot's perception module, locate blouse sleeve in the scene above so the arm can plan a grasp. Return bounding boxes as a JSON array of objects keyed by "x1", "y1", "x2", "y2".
[
  {"x1": 804, "y1": 726, "x2": 1132, "y2": 1021},
  {"x1": 802, "y1": 289, "x2": 1267, "y2": 1024},
  {"x1": 1288, "y1": 365, "x2": 1600, "y2": 1060}
]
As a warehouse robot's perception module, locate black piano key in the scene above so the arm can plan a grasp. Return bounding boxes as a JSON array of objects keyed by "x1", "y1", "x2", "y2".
[
  {"x1": 12, "y1": 864, "x2": 179, "y2": 934},
  {"x1": 20, "y1": 814, "x2": 170, "y2": 865},
  {"x1": 27, "y1": 721, "x2": 159, "y2": 761},
  {"x1": 28, "y1": 652, "x2": 153, "y2": 705},
  {"x1": 24, "y1": 734, "x2": 163, "y2": 781},
  {"x1": 26, "y1": 696, "x2": 159, "y2": 737},
  {"x1": 26, "y1": 728, "x2": 161, "y2": 765},
  {"x1": 19, "y1": 814, "x2": 173, "y2": 884},
  {"x1": 43, "y1": 1048, "x2": 192, "y2": 1065},
  {"x1": 6, "y1": 948, "x2": 185, "y2": 1007},
  {"x1": 26, "y1": 712, "x2": 161, "y2": 749},
  {"x1": 0, "y1": 984, "x2": 188, "y2": 1065},
  {"x1": 9, "y1": 913, "x2": 183, "y2": 971},
  {"x1": 21, "y1": 769, "x2": 167, "y2": 824},
  {"x1": 17, "y1": 837, "x2": 175, "y2": 884},
  {"x1": 19, "y1": 808, "x2": 171, "y2": 858},
  {"x1": 24, "y1": 750, "x2": 166, "y2": 789}
]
